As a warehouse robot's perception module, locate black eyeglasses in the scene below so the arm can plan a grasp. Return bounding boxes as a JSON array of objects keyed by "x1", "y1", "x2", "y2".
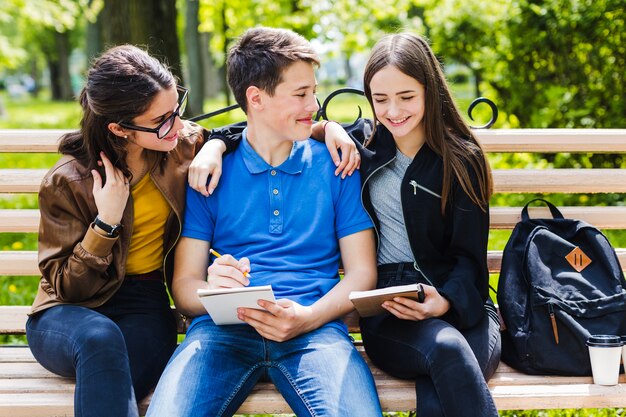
[{"x1": 119, "y1": 86, "x2": 188, "y2": 139}]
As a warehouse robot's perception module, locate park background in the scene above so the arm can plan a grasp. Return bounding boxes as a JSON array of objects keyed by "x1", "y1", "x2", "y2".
[{"x1": 0, "y1": 0, "x2": 624, "y2": 416}]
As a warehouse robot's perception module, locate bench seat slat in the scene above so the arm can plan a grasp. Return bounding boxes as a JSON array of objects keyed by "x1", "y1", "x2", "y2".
[
  {"x1": 0, "y1": 393, "x2": 74, "y2": 417},
  {"x1": 4, "y1": 345, "x2": 606, "y2": 388},
  {"x1": 1, "y1": 345, "x2": 625, "y2": 413}
]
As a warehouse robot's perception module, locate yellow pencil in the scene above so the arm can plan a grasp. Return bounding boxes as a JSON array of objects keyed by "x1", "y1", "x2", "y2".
[{"x1": 209, "y1": 248, "x2": 252, "y2": 278}]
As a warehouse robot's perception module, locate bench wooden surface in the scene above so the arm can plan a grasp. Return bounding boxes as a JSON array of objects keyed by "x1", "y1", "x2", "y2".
[{"x1": 2, "y1": 128, "x2": 626, "y2": 415}]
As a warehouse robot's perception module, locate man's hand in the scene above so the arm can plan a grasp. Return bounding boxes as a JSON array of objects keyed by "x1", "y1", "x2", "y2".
[
  {"x1": 206, "y1": 253, "x2": 251, "y2": 289},
  {"x1": 237, "y1": 298, "x2": 317, "y2": 342}
]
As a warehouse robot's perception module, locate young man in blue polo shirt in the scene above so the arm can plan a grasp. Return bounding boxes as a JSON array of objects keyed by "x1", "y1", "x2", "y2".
[{"x1": 146, "y1": 27, "x2": 383, "y2": 417}]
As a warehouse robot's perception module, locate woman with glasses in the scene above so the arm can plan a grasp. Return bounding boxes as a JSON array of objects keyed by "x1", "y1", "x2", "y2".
[{"x1": 24, "y1": 45, "x2": 225, "y2": 417}]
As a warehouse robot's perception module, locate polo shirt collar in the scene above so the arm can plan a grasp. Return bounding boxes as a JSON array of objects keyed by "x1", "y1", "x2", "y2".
[{"x1": 241, "y1": 128, "x2": 306, "y2": 175}]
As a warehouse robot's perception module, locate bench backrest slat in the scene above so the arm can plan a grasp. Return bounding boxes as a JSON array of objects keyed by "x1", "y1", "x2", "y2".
[
  {"x1": 4, "y1": 207, "x2": 626, "y2": 234},
  {"x1": 3, "y1": 249, "x2": 626, "y2": 278},
  {"x1": 4, "y1": 168, "x2": 626, "y2": 194},
  {"x1": 2, "y1": 129, "x2": 626, "y2": 153}
]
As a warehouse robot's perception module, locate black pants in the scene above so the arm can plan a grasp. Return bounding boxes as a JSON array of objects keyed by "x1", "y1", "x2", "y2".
[
  {"x1": 360, "y1": 263, "x2": 501, "y2": 417},
  {"x1": 27, "y1": 278, "x2": 177, "y2": 417}
]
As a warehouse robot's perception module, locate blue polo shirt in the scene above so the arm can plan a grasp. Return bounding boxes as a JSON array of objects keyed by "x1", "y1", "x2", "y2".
[{"x1": 182, "y1": 130, "x2": 372, "y2": 322}]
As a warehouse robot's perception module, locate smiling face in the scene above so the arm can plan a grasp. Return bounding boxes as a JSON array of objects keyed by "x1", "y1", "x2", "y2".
[
  {"x1": 369, "y1": 65, "x2": 426, "y2": 146},
  {"x1": 254, "y1": 60, "x2": 320, "y2": 142},
  {"x1": 123, "y1": 85, "x2": 185, "y2": 153}
]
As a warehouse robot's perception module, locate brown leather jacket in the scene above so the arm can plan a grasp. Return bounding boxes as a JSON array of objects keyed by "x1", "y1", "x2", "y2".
[{"x1": 31, "y1": 122, "x2": 207, "y2": 314}]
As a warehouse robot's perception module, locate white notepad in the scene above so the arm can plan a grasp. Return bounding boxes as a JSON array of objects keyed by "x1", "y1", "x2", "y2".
[{"x1": 197, "y1": 285, "x2": 276, "y2": 325}]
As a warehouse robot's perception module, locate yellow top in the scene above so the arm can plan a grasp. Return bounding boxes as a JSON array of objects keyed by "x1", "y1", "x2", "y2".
[{"x1": 125, "y1": 174, "x2": 170, "y2": 275}]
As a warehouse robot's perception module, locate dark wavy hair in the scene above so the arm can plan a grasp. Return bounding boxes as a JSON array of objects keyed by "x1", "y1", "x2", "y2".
[
  {"x1": 363, "y1": 33, "x2": 493, "y2": 213},
  {"x1": 59, "y1": 45, "x2": 176, "y2": 178}
]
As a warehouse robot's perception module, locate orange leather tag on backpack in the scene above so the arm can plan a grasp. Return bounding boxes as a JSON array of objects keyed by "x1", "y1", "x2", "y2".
[{"x1": 565, "y1": 247, "x2": 591, "y2": 272}]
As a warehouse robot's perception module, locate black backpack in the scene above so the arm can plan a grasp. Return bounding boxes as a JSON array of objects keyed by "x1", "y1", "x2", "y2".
[{"x1": 497, "y1": 199, "x2": 626, "y2": 375}]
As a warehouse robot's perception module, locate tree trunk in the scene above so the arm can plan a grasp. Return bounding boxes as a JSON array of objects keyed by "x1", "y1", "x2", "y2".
[
  {"x1": 220, "y1": 1, "x2": 230, "y2": 106},
  {"x1": 344, "y1": 55, "x2": 353, "y2": 85},
  {"x1": 201, "y1": 32, "x2": 220, "y2": 98},
  {"x1": 85, "y1": 15, "x2": 102, "y2": 63},
  {"x1": 29, "y1": 59, "x2": 40, "y2": 98},
  {"x1": 184, "y1": 0, "x2": 204, "y2": 116},
  {"x1": 100, "y1": 0, "x2": 183, "y2": 82},
  {"x1": 48, "y1": 60, "x2": 61, "y2": 100},
  {"x1": 48, "y1": 31, "x2": 73, "y2": 101}
]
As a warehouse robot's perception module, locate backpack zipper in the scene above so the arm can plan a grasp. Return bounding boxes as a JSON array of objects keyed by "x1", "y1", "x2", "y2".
[{"x1": 548, "y1": 304, "x2": 559, "y2": 345}]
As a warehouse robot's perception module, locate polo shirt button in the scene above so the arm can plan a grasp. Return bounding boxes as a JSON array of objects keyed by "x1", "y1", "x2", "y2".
[
  {"x1": 273, "y1": 189, "x2": 279, "y2": 195},
  {"x1": 273, "y1": 210, "x2": 279, "y2": 216},
  {"x1": 271, "y1": 170, "x2": 277, "y2": 176}
]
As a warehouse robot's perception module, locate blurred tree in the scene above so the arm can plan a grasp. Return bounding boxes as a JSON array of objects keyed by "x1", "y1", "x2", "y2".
[
  {"x1": 315, "y1": 0, "x2": 424, "y2": 86},
  {"x1": 185, "y1": 0, "x2": 205, "y2": 116},
  {"x1": 97, "y1": 0, "x2": 183, "y2": 82},
  {"x1": 199, "y1": 0, "x2": 317, "y2": 105},
  {"x1": 0, "y1": 6, "x2": 27, "y2": 69},
  {"x1": 1, "y1": 0, "x2": 100, "y2": 100},
  {"x1": 425, "y1": 0, "x2": 508, "y2": 98},
  {"x1": 491, "y1": 0, "x2": 625, "y2": 128}
]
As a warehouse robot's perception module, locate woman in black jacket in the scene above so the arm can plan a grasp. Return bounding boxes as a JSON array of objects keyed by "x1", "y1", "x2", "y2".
[
  {"x1": 337, "y1": 33, "x2": 501, "y2": 417},
  {"x1": 207, "y1": 32, "x2": 500, "y2": 417}
]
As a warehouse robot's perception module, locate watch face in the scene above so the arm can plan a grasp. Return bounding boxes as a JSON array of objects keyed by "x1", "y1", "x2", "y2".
[{"x1": 110, "y1": 224, "x2": 122, "y2": 237}]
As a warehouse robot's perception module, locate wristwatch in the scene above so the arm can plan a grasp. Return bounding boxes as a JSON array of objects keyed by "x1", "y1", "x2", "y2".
[{"x1": 94, "y1": 216, "x2": 123, "y2": 238}]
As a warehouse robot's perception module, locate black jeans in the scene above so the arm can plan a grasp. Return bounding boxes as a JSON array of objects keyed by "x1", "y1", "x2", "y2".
[
  {"x1": 360, "y1": 263, "x2": 501, "y2": 417},
  {"x1": 26, "y1": 278, "x2": 177, "y2": 417}
]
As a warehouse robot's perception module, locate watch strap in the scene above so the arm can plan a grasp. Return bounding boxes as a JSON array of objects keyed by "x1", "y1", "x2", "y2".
[{"x1": 94, "y1": 216, "x2": 122, "y2": 237}]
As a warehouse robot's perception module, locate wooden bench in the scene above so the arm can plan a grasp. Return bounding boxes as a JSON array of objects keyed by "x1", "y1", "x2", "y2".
[{"x1": 2, "y1": 128, "x2": 626, "y2": 416}]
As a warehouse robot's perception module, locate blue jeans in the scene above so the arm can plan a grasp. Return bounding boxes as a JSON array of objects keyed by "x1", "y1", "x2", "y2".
[
  {"x1": 146, "y1": 319, "x2": 383, "y2": 417},
  {"x1": 26, "y1": 279, "x2": 177, "y2": 417},
  {"x1": 360, "y1": 263, "x2": 501, "y2": 417}
]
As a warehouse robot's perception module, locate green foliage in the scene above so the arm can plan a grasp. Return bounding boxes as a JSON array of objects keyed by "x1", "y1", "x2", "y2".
[
  {"x1": 0, "y1": 0, "x2": 100, "y2": 69},
  {"x1": 425, "y1": 0, "x2": 509, "y2": 97},
  {"x1": 198, "y1": 0, "x2": 318, "y2": 66},
  {"x1": 492, "y1": 0, "x2": 625, "y2": 128}
]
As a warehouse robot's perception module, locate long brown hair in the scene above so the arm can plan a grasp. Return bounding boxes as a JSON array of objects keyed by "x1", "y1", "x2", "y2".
[
  {"x1": 363, "y1": 33, "x2": 493, "y2": 213},
  {"x1": 59, "y1": 45, "x2": 176, "y2": 177}
]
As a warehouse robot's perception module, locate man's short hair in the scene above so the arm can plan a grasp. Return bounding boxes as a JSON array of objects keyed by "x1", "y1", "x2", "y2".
[{"x1": 227, "y1": 27, "x2": 320, "y2": 113}]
